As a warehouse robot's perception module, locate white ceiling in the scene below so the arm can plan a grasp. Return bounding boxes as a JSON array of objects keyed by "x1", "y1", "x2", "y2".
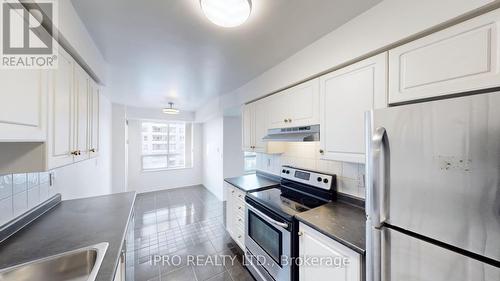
[{"x1": 71, "y1": 0, "x2": 381, "y2": 111}]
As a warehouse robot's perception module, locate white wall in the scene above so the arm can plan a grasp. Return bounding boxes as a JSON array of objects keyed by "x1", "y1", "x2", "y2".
[
  {"x1": 111, "y1": 104, "x2": 128, "y2": 194},
  {"x1": 223, "y1": 116, "x2": 244, "y2": 180},
  {"x1": 54, "y1": 94, "x2": 113, "y2": 200},
  {"x1": 126, "y1": 120, "x2": 203, "y2": 194},
  {"x1": 202, "y1": 117, "x2": 224, "y2": 200}
]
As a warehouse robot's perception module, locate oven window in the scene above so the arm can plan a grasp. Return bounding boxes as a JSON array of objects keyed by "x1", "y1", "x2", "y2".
[{"x1": 248, "y1": 211, "x2": 282, "y2": 265}]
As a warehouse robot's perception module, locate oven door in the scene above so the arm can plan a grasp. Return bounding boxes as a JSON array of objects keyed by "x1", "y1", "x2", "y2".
[{"x1": 245, "y1": 203, "x2": 291, "y2": 281}]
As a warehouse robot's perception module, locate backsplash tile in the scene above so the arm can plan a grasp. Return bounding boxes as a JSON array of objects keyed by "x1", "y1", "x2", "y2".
[
  {"x1": 0, "y1": 197, "x2": 13, "y2": 226},
  {"x1": 0, "y1": 172, "x2": 57, "y2": 228},
  {"x1": 256, "y1": 142, "x2": 367, "y2": 199},
  {"x1": 13, "y1": 191, "x2": 28, "y2": 217},
  {"x1": 28, "y1": 186, "x2": 40, "y2": 209},
  {"x1": 0, "y1": 175, "x2": 12, "y2": 200},
  {"x1": 40, "y1": 182, "x2": 50, "y2": 201},
  {"x1": 28, "y1": 173, "x2": 39, "y2": 189},
  {"x1": 13, "y1": 174, "x2": 27, "y2": 194}
]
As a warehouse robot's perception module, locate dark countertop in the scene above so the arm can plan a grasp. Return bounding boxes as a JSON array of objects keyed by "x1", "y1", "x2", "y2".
[
  {"x1": 0, "y1": 192, "x2": 136, "y2": 281},
  {"x1": 224, "y1": 173, "x2": 280, "y2": 192},
  {"x1": 296, "y1": 200, "x2": 366, "y2": 254}
]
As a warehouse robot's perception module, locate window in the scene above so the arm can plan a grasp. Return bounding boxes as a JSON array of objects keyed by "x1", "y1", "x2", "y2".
[
  {"x1": 141, "y1": 122, "x2": 192, "y2": 170},
  {"x1": 244, "y1": 151, "x2": 257, "y2": 173}
]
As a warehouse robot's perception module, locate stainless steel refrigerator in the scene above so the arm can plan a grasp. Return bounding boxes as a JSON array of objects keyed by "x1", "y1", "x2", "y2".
[{"x1": 365, "y1": 91, "x2": 500, "y2": 281}]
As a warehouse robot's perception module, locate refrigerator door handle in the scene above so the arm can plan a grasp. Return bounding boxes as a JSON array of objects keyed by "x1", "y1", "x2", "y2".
[{"x1": 371, "y1": 126, "x2": 387, "y2": 228}]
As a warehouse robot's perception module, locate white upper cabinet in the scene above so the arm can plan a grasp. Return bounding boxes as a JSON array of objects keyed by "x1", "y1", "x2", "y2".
[
  {"x1": 299, "y1": 223, "x2": 361, "y2": 281},
  {"x1": 47, "y1": 47, "x2": 75, "y2": 169},
  {"x1": 89, "y1": 81, "x2": 100, "y2": 158},
  {"x1": 0, "y1": 69, "x2": 48, "y2": 142},
  {"x1": 74, "y1": 65, "x2": 90, "y2": 162},
  {"x1": 389, "y1": 9, "x2": 500, "y2": 104},
  {"x1": 253, "y1": 99, "x2": 270, "y2": 152},
  {"x1": 269, "y1": 79, "x2": 320, "y2": 129},
  {"x1": 242, "y1": 104, "x2": 254, "y2": 151},
  {"x1": 242, "y1": 101, "x2": 284, "y2": 154},
  {"x1": 320, "y1": 53, "x2": 387, "y2": 163}
]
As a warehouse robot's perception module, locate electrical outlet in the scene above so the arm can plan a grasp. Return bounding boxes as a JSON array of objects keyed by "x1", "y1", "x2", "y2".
[{"x1": 49, "y1": 171, "x2": 56, "y2": 186}]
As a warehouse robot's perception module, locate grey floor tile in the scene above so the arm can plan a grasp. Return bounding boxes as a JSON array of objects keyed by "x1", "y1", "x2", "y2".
[
  {"x1": 134, "y1": 259, "x2": 160, "y2": 281},
  {"x1": 132, "y1": 186, "x2": 254, "y2": 281},
  {"x1": 160, "y1": 265, "x2": 197, "y2": 281},
  {"x1": 206, "y1": 271, "x2": 233, "y2": 281}
]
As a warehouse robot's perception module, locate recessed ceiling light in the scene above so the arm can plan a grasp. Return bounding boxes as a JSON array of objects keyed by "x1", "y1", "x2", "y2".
[
  {"x1": 163, "y1": 102, "x2": 180, "y2": 115},
  {"x1": 200, "y1": 0, "x2": 252, "y2": 28}
]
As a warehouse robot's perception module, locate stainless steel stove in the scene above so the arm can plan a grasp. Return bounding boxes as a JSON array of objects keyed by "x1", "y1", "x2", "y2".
[{"x1": 244, "y1": 166, "x2": 336, "y2": 281}]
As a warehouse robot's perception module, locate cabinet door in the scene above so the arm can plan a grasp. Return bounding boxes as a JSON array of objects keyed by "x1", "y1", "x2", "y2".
[
  {"x1": 74, "y1": 65, "x2": 89, "y2": 161},
  {"x1": 320, "y1": 53, "x2": 387, "y2": 163},
  {"x1": 299, "y1": 223, "x2": 361, "y2": 281},
  {"x1": 0, "y1": 69, "x2": 47, "y2": 141},
  {"x1": 267, "y1": 91, "x2": 289, "y2": 129},
  {"x1": 89, "y1": 82, "x2": 99, "y2": 158},
  {"x1": 47, "y1": 47, "x2": 74, "y2": 169},
  {"x1": 242, "y1": 104, "x2": 254, "y2": 151},
  {"x1": 253, "y1": 100, "x2": 268, "y2": 152},
  {"x1": 389, "y1": 9, "x2": 500, "y2": 104},
  {"x1": 225, "y1": 183, "x2": 236, "y2": 235},
  {"x1": 288, "y1": 78, "x2": 320, "y2": 127}
]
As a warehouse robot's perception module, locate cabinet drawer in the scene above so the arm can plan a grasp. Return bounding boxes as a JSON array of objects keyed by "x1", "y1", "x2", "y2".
[
  {"x1": 234, "y1": 189, "x2": 246, "y2": 203},
  {"x1": 389, "y1": 9, "x2": 500, "y2": 104},
  {"x1": 235, "y1": 213, "x2": 245, "y2": 230},
  {"x1": 234, "y1": 228, "x2": 245, "y2": 249}
]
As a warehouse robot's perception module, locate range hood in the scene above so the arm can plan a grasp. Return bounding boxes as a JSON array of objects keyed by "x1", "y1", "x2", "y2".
[{"x1": 262, "y1": 125, "x2": 320, "y2": 142}]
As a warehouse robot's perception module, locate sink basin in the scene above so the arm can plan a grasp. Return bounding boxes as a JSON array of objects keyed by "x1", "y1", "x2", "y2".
[{"x1": 0, "y1": 242, "x2": 109, "y2": 281}]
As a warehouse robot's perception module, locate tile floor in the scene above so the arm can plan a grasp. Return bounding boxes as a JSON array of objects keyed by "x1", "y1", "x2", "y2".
[{"x1": 127, "y1": 185, "x2": 255, "y2": 281}]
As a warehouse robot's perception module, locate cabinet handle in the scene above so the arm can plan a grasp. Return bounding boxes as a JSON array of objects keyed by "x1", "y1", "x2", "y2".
[
  {"x1": 288, "y1": 118, "x2": 292, "y2": 123},
  {"x1": 284, "y1": 119, "x2": 288, "y2": 123},
  {"x1": 238, "y1": 235, "x2": 242, "y2": 239},
  {"x1": 71, "y1": 151, "x2": 78, "y2": 156},
  {"x1": 89, "y1": 148, "x2": 96, "y2": 153},
  {"x1": 77, "y1": 150, "x2": 81, "y2": 155},
  {"x1": 238, "y1": 206, "x2": 242, "y2": 210},
  {"x1": 319, "y1": 149, "x2": 324, "y2": 154},
  {"x1": 298, "y1": 231, "x2": 303, "y2": 236},
  {"x1": 238, "y1": 194, "x2": 242, "y2": 198},
  {"x1": 231, "y1": 190, "x2": 235, "y2": 194},
  {"x1": 238, "y1": 218, "x2": 242, "y2": 222}
]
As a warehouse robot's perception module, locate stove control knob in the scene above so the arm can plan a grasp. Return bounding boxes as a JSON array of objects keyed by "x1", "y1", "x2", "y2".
[
  {"x1": 286, "y1": 170, "x2": 290, "y2": 174},
  {"x1": 317, "y1": 177, "x2": 322, "y2": 182},
  {"x1": 323, "y1": 178, "x2": 329, "y2": 184},
  {"x1": 282, "y1": 169, "x2": 286, "y2": 173}
]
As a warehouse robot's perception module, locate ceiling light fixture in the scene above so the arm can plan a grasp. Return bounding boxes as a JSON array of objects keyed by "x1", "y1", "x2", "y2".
[
  {"x1": 200, "y1": 0, "x2": 252, "y2": 28},
  {"x1": 162, "y1": 102, "x2": 180, "y2": 115}
]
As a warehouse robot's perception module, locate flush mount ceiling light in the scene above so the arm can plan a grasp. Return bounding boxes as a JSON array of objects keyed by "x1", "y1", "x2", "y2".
[
  {"x1": 200, "y1": 0, "x2": 252, "y2": 28},
  {"x1": 162, "y1": 102, "x2": 180, "y2": 115}
]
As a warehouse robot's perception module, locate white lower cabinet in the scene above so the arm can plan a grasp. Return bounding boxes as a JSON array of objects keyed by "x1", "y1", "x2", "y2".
[
  {"x1": 225, "y1": 182, "x2": 246, "y2": 250},
  {"x1": 389, "y1": 8, "x2": 500, "y2": 104},
  {"x1": 319, "y1": 52, "x2": 387, "y2": 163},
  {"x1": 299, "y1": 223, "x2": 362, "y2": 281}
]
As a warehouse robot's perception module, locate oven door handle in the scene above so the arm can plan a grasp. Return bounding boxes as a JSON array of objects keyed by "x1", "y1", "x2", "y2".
[{"x1": 246, "y1": 203, "x2": 289, "y2": 229}]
